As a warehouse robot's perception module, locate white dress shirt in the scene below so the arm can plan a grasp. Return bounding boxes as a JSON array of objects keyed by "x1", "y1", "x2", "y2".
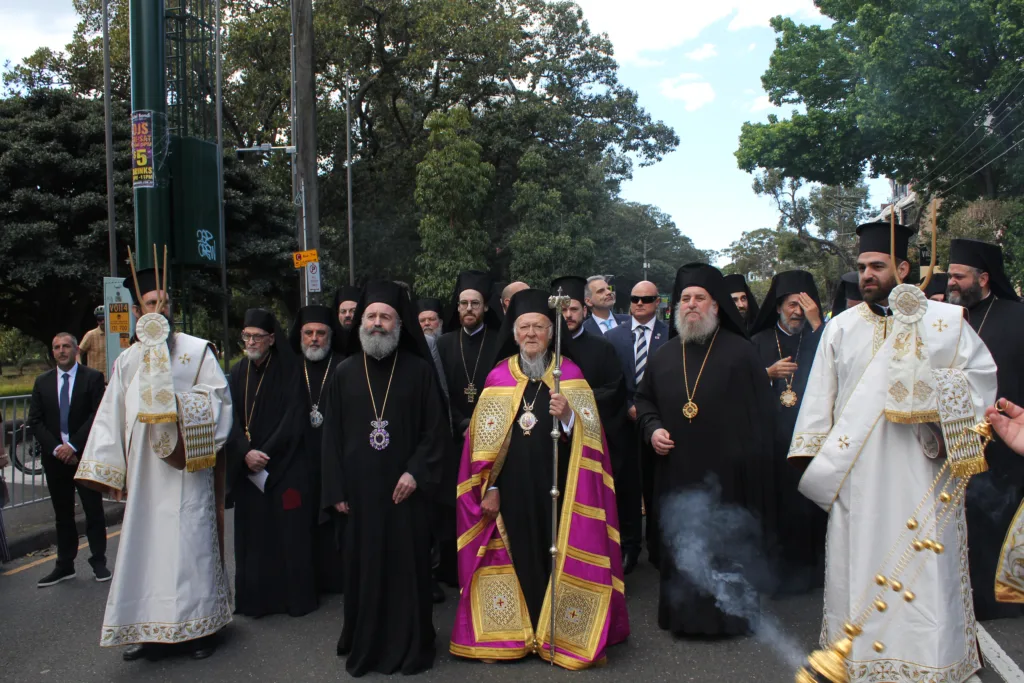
[
  {"x1": 631, "y1": 317, "x2": 654, "y2": 348},
  {"x1": 592, "y1": 312, "x2": 619, "y2": 332},
  {"x1": 56, "y1": 362, "x2": 79, "y2": 451}
]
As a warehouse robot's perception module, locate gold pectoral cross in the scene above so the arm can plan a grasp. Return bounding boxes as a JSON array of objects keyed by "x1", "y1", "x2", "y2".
[{"x1": 464, "y1": 383, "x2": 478, "y2": 403}]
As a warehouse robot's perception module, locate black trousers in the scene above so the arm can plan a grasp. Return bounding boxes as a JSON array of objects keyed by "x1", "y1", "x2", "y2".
[
  {"x1": 613, "y1": 452, "x2": 642, "y2": 556},
  {"x1": 640, "y1": 443, "x2": 660, "y2": 562},
  {"x1": 42, "y1": 456, "x2": 107, "y2": 571}
]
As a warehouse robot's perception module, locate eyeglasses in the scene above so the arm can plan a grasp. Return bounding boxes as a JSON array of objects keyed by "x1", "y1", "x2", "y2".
[
  {"x1": 515, "y1": 323, "x2": 552, "y2": 334},
  {"x1": 241, "y1": 333, "x2": 270, "y2": 343},
  {"x1": 458, "y1": 300, "x2": 484, "y2": 310},
  {"x1": 631, "y1": 295, "x2": 658, "y2": 304}
]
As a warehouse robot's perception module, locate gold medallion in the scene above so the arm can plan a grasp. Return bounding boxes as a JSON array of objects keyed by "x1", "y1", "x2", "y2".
[
  {"x1": 682, "y1": 401, "x2": 699, "y2": 420},
  {"x1": 780, "y1": 389, "x2": 798, "y2": 408}
]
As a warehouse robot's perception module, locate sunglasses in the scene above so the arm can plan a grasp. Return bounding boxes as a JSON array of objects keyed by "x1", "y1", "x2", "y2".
[{"x1": 631, "y1": 295, "x2": 658, "y2": 304}]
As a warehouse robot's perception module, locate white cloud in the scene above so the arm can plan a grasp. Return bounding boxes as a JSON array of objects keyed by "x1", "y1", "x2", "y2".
[
  {"x1": 750, "y1": 94, "x2": 777, "y2": 112},
  {"x1": 0, "y1": 4, "x2": 79, "y2": 68},
  {"x1": 573, "y1": 0, "x2": 819, "y2": 65},
  {"x1": 685, "y1": 43, "x2": 717, "y2": 61},
  {"x1": 660, "y1": 74, "x2": 716, "y2": 111},
  {"x1": 748, "y1": 42, "x2": 757, "y2": 51}
]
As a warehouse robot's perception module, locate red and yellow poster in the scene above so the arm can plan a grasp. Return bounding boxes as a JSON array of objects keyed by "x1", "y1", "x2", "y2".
[{"x1": 132, "y1": 110, "x2": 155, "y2": 189}]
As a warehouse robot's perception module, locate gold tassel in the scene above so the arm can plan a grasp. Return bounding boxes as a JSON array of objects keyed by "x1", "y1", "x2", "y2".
[
  {"x1": 950, "y1": 456, "x2": 988, "y2": 478},
  {"x1": 186, "y1": 454, "x2": 217, "y2": 473},
  {"x1": 884, "y1": 410, "x2": 940, "y2": 424}
]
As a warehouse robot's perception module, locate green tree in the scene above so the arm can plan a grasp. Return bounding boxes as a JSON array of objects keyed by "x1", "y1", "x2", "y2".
[
  {"x1": 414, "y1": 106, "x2": 494, "y2": 297},
  {"x1": 0, "y1": 89, "x2": 295, "y2": 347},
  {"x1": 736, "y1": 1, "x2": 1024, "y2": 200}
]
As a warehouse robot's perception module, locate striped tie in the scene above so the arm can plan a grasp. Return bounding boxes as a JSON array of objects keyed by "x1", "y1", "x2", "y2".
[{"x1": 634, "y1": 326, "x2": 648, "y2": 386}]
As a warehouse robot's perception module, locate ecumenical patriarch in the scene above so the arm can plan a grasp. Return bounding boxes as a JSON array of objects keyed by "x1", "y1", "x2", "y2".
[{"x1": 450, "y1": 288, "x2": 629, "y2": 670}]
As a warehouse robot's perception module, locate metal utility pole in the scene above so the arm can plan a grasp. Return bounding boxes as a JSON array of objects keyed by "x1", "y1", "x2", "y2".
[
  {"x1": 346, "y1": 72, "x2": 355, "y2": 286},
  {"x1": 215, "y1": 0, "x2": 230, "y2": 366},
  {"x1": 129, "y1": 0, "x2": 170, "y2": 268},
  {"x1": 102, "y1": 0, "x2": 117, "y2": 277},
  {"x1": 642, "y1": 238, "x2": 649, "y2": 281}
]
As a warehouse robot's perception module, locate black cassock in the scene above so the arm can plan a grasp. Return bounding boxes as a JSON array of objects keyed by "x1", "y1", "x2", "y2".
[
  {"x1": 964, "y1": 295, "x2": 1024, "y2": 620},
  {"x1": 300, "y1": 353, "x2": 346, "y2": 595},
  {"x1": 492, "y1": 380, "x2": 572, "y2": 625},
  {"x1": 435, "y1": 326, "x2": 500, "y2": 580},
  {"x1": 566, "y1": 329, "x2": 641, "y2": 557},
  {"x1": 321, "y1": 351, "x2": 445, "y2": 677},
  {"x1": 226, "y1": 353, "x2": 317, "y2": 618},
  {"x1": 751, "y1": 323, "x2": 826, "y2": 595},
  {"x1": 635, "y1": 329, "x2": 776, "y2": 636}
]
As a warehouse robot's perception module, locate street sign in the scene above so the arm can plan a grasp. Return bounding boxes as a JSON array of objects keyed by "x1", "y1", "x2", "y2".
[
  {"x1": 306, "y1": 262, "x2": 322, "y2": 293},
  {"x1": 293, "y1": 248, "x2": 319, "y2": 269}
]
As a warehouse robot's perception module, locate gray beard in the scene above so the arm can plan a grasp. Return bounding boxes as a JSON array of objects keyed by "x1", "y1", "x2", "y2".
[
  {"x1": 948, "y1": 281, "x2": 983, "y2": 308},
  {"x1": 519, "y1": 351, "x2": 551, "y2": 380},
  {"x1": 423, "y1": 327, "x2": 442, "y2": 340},
  {"x1": 244, "y1": 347, "x2": 266, "y2": 362},
  {"x1": 360, "y1": 325, "x2": 401, "y2": 360},
  {"x1": 779, "y1": 317, "x2": 807, "y2": 336},
  {"x1": 303, "y1": 345, "x2": 331, "y2": 362},
  {"x1": 674, "y1": 304, "x2": 720, "y2": 343}
]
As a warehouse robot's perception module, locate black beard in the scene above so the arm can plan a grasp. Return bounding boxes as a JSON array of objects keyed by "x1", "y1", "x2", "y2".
[{"x1": 948, "y1": 281, "x2": 983, "y2": 308}]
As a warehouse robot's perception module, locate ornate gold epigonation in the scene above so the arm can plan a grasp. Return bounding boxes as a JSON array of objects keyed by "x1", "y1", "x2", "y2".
[{"x1": 781, "y1": 389, "x2": 799, "y2": 408}]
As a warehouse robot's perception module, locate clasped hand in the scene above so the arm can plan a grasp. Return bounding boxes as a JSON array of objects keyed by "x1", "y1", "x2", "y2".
[
  {"x1": 549, "y1": 392, "x2": 572, "y2": 423},
  {"x1": 245, "y1": 449, "x2": 269, "y2": 472}
]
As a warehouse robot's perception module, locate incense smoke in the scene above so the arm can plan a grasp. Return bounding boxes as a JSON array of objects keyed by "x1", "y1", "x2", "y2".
[{"x1": 660, "y1": 475, "x2": 805, "y2": 670}]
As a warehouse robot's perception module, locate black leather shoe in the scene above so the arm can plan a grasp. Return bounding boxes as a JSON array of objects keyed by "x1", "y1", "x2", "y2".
[
  {"x1": 191, "y1": 641, "x2": 217, "y2": 660},
  {"x1": 622, "y1": 550, "x2": 640, "y2": 576},
  {"x1": 122, "y1": 644, "x2": 147, "y2": 661},
  {"x1": 432, "y1": 580, "x2": 446, "y2": 604}
]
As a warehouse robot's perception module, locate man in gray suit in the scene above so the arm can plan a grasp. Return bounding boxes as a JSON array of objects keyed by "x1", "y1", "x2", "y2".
[
  {"x1": 606, "y1": 281, "x2": 669, "y2": 567},
  {"x1": 582, "y1": 275, "x2": 630, "y2": 335}
]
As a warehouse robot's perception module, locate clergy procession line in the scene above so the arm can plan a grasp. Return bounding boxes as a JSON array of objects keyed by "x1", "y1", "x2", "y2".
[{"x1": 46, "y1": 220, "x2": 1024, "y2": 682}]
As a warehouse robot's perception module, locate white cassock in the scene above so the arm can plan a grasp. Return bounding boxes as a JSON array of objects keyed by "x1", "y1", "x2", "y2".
[
  {"x1": 791, "y1": 300, "x2": 996, "y2": 683},
  {"x1": 75, "y1": 334, "x2": 233, "y2": 647}
]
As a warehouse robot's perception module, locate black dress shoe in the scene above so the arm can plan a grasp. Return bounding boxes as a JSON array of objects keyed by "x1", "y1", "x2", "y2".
[
  {"x1": 190, "y1": 636, "x2": 217, "y2": 660},
  {"x1": 122, "y1": 644, "x2": 148, "y2": 661},
  {"x1": 432, "y1": 580, "x2": 446, "y2": 604},
  {"x1": 622, "y1": 550, "x2": 640, "y2": 575},
  {"x1": 38, "y1": 566, "x2": 76, "y2": 588}
]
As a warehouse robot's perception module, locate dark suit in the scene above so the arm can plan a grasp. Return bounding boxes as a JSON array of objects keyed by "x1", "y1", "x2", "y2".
[
  {"x1": 28, "y1": 364, "x2": 107, "y2": 572},
  {"x1": 606, "y1": 318, "x2": 669, "y2": 563},
  {"x1": 582, "y1": 312, "x2": 631, "y2": 337}
]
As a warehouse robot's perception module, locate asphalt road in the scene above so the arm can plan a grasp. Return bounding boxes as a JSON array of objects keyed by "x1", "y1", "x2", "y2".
[{"x1": 1, "y1": 518, "x2": 1021, "y2": 683}]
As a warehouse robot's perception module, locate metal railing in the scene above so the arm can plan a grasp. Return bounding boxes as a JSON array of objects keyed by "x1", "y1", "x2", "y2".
[{"x1": 2, "y1": 394, "x2": 50, "y2": 509}]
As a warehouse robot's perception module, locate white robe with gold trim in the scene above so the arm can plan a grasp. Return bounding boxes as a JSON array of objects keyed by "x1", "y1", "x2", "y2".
[
  {"x1": 791, "y1": 302, "x2": 996, "y2": 683},
  {"x1": 75, "y1": 334, "x2": 233, "y2": 647}
]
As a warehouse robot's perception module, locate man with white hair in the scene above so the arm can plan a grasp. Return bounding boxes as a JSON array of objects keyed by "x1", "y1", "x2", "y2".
[
  {"x1": 226, "y1": 309, "x2": 316, "y2": 618},
  {"x1": 321, "y1": 280, "x2": 446, "y2": 676},
  {"x1": 291, "y1": 305, "x2": 346, "y2": 595},
  {"x1": 450, "y1": 289, "x2": 628, "y2": 669},
  {"x1": 634, "y1": 263, "x2": 777, "y2": 637}
]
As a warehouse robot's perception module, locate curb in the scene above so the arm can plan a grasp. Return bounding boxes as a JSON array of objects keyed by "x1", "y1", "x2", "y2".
[{"x1": 6, "y1": 503, "x2": 125, "y2": 561}]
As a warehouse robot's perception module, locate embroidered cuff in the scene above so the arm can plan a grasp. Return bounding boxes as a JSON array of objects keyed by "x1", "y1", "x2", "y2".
[{"x1": 788, "y1": 433, "x2": 828, "y2": 458}]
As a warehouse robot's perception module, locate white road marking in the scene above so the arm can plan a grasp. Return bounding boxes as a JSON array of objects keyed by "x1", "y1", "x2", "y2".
[{"x1": 978, "y1": 623, "x2": 1024, "y2": 683}]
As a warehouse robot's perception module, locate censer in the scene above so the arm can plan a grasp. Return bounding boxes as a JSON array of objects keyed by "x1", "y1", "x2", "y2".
[{"x1": 795, "y1": 201, "x2": 998, "y2": 682}]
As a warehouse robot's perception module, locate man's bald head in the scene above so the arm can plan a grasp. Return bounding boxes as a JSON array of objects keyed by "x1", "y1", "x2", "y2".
[
  {"x1": 501, "y1": 281, "x2": 529, "y2": 313},
  {"x1": 630, "y1": 281, "x2": 659, "y2": 324}
]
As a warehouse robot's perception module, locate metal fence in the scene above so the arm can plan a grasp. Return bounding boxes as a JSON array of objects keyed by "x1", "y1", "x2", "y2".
[{"x1": 2, "y1": 394, "x2": 50, "y2": 509}]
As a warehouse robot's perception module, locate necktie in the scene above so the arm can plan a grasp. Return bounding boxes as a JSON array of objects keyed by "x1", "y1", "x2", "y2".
[
  {"x1": 634, "y1": 326, "x2": 648, "y2": 386},
  {"x1": 59, "y1": 373, "x2": 70, "y2": 436},
  {"x1": 603, "y1": 319, "x2": 612, "y2": 332}
]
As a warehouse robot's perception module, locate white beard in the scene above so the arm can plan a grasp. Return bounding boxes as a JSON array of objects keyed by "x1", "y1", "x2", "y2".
[
  {"x1": 674, "y1": 302, "x2": 720, "y2": 343},
  {"x1": 359, "y1": 325, "x2": 401, "y2": 360},
  {"x1": 244, "y1": 348, "x2": 266, "y2": 362},
  {"x1": 303, "y1": 345, "x2": 331, "y2": 362},
  {"x1": 519, "y1": 351, "x2": 550, "y2": 380}
]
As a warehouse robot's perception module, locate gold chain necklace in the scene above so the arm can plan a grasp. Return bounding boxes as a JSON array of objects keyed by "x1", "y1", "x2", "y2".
[
  {"x1": 459, "y1": 326, "x2": 486, "y2": 404},
  {"x1": 774, "y1": 327, "x2": 803, "y2": 408},
  {"x1": 976, "y1": 295, "x2": 998, "y2": 335},
  {"x1": 303, "y1": 353, "x2": 333, "y2": 428},
  {"x1": 681, "y1": 328, "x2": 718, "y2": 421},
  {"x1": 244, "y1": 355, "x2": 272, "y2": 441},
  {"x1": 517, "y1": 378, "x2": 546, "y2": 436},
  {"x1": 365, "y1": 351, "x2": 399, "y2": 451}
]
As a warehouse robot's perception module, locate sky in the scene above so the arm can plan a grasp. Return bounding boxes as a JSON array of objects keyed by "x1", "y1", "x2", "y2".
[{"x1": 0, "y1": 0, "x2": 891, "y2": 262}]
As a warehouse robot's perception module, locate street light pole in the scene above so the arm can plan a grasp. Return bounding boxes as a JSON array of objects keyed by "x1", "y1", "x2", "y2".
[
  {"x1": 346, "y1": 72, "x2": 355, "y2": 286},
  {"x1": 102, "y1": 0, "x2": 116, "y2": 277},
  {"x1": 215, "y1": 0, "x2": 230, "y2": 366}
]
